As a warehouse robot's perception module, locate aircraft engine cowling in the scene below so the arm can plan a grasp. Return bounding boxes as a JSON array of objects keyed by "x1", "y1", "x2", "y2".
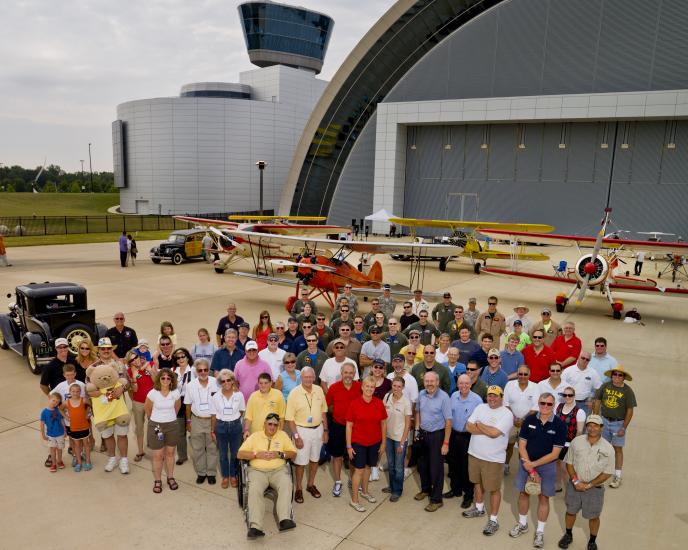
[{"x1": 574, "y1": 254, "x2": 609, "y2": 287}]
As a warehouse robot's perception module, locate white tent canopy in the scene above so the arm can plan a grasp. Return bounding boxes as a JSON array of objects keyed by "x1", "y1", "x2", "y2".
[{"x1": 365, "y1": 209, "x2": 395, "y2": 222}]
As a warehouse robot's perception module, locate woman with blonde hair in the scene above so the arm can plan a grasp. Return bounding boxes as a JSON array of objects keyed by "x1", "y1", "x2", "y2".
[
  {"x1": 252, "y1": 311, "x2": 274, "y2": 350},
  {"x1": 210, "y1": 369, "x2": 245, "y2": 488}
]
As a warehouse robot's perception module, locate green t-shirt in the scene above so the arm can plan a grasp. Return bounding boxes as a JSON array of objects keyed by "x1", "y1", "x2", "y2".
[{"x1": 595, "y1": 382, "x2": 637, "y2": 420}]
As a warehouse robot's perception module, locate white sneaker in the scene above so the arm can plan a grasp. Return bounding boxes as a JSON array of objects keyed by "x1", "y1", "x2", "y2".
[
  {"x1": 370, "y1": 466, "x2": 380, "y2": 481},
  {"x1": 119, "y1": 457, "x2": 129, "y2": 474},
  {"x1": 609, "y1": 475, "x2": 622, "y2": 488},
  {"x1": 404, "y1": 467, "x2": 413, "y2": 480},
  {"x1": 104, "y1": 456, "x2": 118, "y2": 472}
]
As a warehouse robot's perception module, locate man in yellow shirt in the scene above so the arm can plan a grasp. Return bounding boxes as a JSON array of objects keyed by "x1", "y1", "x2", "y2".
[
  {"x1": 238, "y1": 413, "x2": 297, "y2": 539},
  {"x1": 244, "y1": 373, "x2": 285, "y2": 436},
  {"x1": 285, "y1": 366, "x2": 329, "y2": 503}
]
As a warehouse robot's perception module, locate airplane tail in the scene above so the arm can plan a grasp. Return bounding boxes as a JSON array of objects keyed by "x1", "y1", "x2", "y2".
[{"x1": 369, "y1": 261, "x2": 383, "y2": 283}]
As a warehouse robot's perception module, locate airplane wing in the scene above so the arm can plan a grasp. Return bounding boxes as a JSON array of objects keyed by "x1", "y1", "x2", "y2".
[
  {"x1": 469, "y1": 250, "x2": 550, "y2": 262},
  {"x1": 389, "y1": 217, "x2": 554, "y2": 233},
  {"x1": 479, "y1": 229, "x2": 688, "y2": 256},
  {"x1": 225, "y1": 229, "x2": 464, "y2": 256},
  {"x1": 174, "y1": 215, "x2": 349, "y2": 235}
]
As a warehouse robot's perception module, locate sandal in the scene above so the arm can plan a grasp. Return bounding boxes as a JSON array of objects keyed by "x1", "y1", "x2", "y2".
[
  {"x1": 153, "y1": 480, "x2": 163, "y2": 494},
  {"x1": 167, "y1": 477, "x2": 179, "y2": 490},
  {"x1": 294, "y1": 489, "x2": 304, "y2": 503},
  {"x1": 134, "y1": 453, "x2": 145, "y2": 462},
  {"x1": 306, "y1": 485, "x2": 322, "y2": 498}
]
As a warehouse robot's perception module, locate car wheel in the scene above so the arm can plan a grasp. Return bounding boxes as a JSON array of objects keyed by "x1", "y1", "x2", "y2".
[
  {"x1": 0, "y1": 329, "x2": 8, "y2": 350},
  {"x1": 172, "y1": 253, "x2": 184, "y2": 265},
  {"x1": 214, "y1": 267, "x2": 225, "y2": 274},
  {"x1": 473, "y1": 263, "x2": 481, "y2": 274},
  {"x1": 60, "y1": 323, "x2": 94, "y2": 353},
  {"x1": 151, "y1": 258, "x2": 162, "y2": 264},
  {"x1": 24, "y1": 340, "x2": 40, "y2": 375}
]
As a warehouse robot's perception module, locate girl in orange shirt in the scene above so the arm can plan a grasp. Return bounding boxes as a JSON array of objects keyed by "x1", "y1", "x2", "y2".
[{"x1": 63, "y1": 384, "x2": 92, "y2": 472}]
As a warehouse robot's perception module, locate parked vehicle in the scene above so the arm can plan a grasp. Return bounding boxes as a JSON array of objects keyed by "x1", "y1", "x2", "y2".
[
  {"x1": 0, "y1": 282, "x2": 107, "y2": 374},
  {"x1": 150, "y1": 228, "x2": 206, "y2": 264}
]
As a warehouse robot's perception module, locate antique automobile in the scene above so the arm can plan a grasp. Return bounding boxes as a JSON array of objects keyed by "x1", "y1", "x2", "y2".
[
  {"x1": 150, "y1": 228, "x2": 207, "y2": 264},
  {"x1": 0, "y1": 282, "x2": 108, "y2": 374}
]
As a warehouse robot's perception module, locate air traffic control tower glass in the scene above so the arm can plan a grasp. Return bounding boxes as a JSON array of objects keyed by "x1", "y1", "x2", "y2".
[{"x1": 239, "y1": 1, "x2": 333, "y2": 74}]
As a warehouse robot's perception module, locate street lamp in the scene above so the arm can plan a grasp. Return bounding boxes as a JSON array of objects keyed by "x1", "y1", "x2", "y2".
[
  {"x1": 88, "y1": 143, "x2": 94, "y2": 193},
  {"x1": 255, "y1": 160, "x2": 267, "y2": 216},
  {"x1": 80, "y1": 159, "x2": 85, "y2": 189}
]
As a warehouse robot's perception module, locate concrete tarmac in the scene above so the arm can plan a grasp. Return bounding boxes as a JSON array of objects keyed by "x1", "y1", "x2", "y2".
[{"x1": 0, "y1": 240, "x2": 686, "y2": 549}]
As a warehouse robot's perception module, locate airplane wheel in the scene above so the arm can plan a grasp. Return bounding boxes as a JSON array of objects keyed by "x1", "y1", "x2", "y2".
[
  {"x1": 214, "y1": 268, "x2": 225, "y2": 274},
  {"x1": 151, "y1": 258, "x2": 161, "y2": 264},
  {"x1": 0, "y1": 329, "x2": 7, "y2": 350},
  {"x1": 657, "y1": 272, "x2": 662, "y2": 278},
  {"x1": 439, "y1": 258, "x2": 447, "y2": 272},
  {"x1": 473, "y1": 263, "x2": 481, "y2": 274}
]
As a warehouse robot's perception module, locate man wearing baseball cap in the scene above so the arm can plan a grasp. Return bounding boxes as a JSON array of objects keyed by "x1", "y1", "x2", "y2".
[
  {"x1": 40, "y1": 338, "x2": 79, "y2": 397},
  {"x1": 432, "y1": 292, "x2": 457, "y2": 333},
  {"x1": 360, "y1": 326, "x2": 391, "y2": 376},
  {"x1": 529, "y1": 308, "x2": 562, "y2": 348},
  {"x1": 234, "y1": 341, "x2": 273, "y2": 403},
  {"x1": 558, "y1": 415, "x2": 614, "y2": 550},
  {"x1": 378, "y1": 283, "x2": 396, "y2": 319}
]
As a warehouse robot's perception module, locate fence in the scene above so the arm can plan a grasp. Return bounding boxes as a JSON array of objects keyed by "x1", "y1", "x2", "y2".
[
  {"x1": 0, "y1": 210, "x2": 277, "y2": 237},
  {"x1": 0, "y1": 215, "x2": 189, "y2": 237}
]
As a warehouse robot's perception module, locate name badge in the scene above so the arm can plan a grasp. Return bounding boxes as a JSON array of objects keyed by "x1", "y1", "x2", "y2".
[
  {"x1": 307, "y1": 416, "x2": 313, "y2": 424},
  {"x1": 223, "y1": 406, "x2": 234, "y2": 416},
  {"x1": 199, "y1": 402, "x2": 210, "y2": 412},
  {"x1": 528, "y1": 424, "x2": 536, "y2": 429}
]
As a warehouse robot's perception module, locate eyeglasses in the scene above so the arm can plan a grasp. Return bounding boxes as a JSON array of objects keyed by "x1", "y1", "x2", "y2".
[
  {"x1": 580, "y1": 357, "x2": 591, "y2": 361},
  {"x1": 549, "y1": 369, "x2": 561, "y2": 373},
  {"x1": 79, "y1": 347, "x2": 90, "y2": 351},
  {"x1": 160, "y1": 376, "x2": 171, "y2": 381},
  {"x1": 488, "y1": 356, "x2": 500, "y2": 360},
  {"x1": 539, "y1": 401, "x2": 555, "y2": 407},
  {"x1": 266, "y1": 422, "x2": 279, "y2": 427},
  {"x1": 542, "y1": 312, "x2": 551, "y2": 316},
  {"x1": 340, "y1": 328, "x2": 350, "y2": 331},
  {"x1": 333, "y1": 346, "x2": 345, "y2": 350},
  {"x1": 517, "y1": 373, "x2": 529, "y2": 377},
  {"x1": 403, "y1": 305, "x2": 411, "y2": 309},
  {"x1": 306, "y1": 339, "x2": 317, "y2": 343},
  {"x1": 372, "y1": 365, "x2": 384, "y2": 369},
  {"x1": 611, "y1": 372, "x2": 625, "y2": 377},
  {"x1": 562, "y1": 393, "x2": 575, "y2": 397},
  {"x1": 317, "y1": 318, "x2": 325, "y2": 321},
  {"x1": 488, "y1": 302, "x2": 497, "y2": 306},
  {"x1": 283, "y1": 360, "x2": 296, "y2": 364},
  {"x1": 196, "y1": 368, "x2": 209, "y2": 373},
  {"x1": 466, "y1": 367, "x2": 479, "y2": 372},
  {"x1": 354, "y1": 321, "x2": 363, "y2": 324},
  {"x1": 175, "y1": 355, "x2": 186, "y2": 359},
  {"x1": 409, "y1": 335, "x2": 420, "y2": 339},
  {"x1": 261, "y1": 315, "x2": 269, "y2": 319},
  {"x1": 114, "y1": 317, "x2": 124, "y2": 320},
  {"x1": 595, "y1": 344, "x2": 606, "y2": 347},
  {"x1": 341, "y1": 309, "x2": 350, "y2": 312},
  {"x1": 532, "y1": 336, "x2": 543, "y2": 339},
  {"x1": 221, "y1": 379, "x2": 233, "y2": 384},
  {"x1": 160, "y1": 342, "x2": 172, "y2": 346},
  {"x1": 424, "y1": 351, "x2": 435, "y2": 355},
  {"x1": 302, "y1": 325, "x2": 312, "y2": 329}
]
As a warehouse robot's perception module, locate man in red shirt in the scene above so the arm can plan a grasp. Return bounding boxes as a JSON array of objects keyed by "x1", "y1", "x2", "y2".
[
  {"x1": 551, "y1": 321, "x2": 582, "y2": 370},
  {"x1": 325, "y1": 362, "x2": 362, "y2": 497},
  {"x1": 522, "y1": 329, "x2": 556, "y2": 382}
]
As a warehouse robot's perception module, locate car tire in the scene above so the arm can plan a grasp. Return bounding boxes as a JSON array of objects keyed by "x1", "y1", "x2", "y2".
[
  {"x1": 439, "y1": 258, "x2": 447, "y2": 271},
  {"x1": 60, "y1": 323, "x2": 95, "y2": 353},
  {"x1": 474, "y1": 263, "x2": 481, "y2": 274},
  {"x1": 214, "y1": 267, "x2": 225, "y2": 274},
  {"x1": 172, "y1": 253, "x2": 184, "y2": 265},
  {"x1": 151, "y1": 258, "x2": 162, "y2": 264},
  {"x1": 24, "y1": 339, "x2": 40, "y2": 375}
]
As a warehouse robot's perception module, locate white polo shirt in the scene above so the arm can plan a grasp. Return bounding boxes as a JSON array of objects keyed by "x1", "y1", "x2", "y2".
[
  {"x1": 184, "y1": 377, "x2": 219, "y2": 417},
  {"x1": 503, "y1": 380, "x2": 541, "y2": 420},
  {"x1": 209, "y1": 390, "x2": 245, "y2": 422},
  {"x1": 259, "y1": 347, "x2": 286, "y2": 381},
  {"x1": 538, "y1": 378, "x2": 567, "y2": 407},
  {"x1": 561, "y1": 365, "x2": 602, "y2": 401},
  {"x1": 320, "y1": 357, "x2": 359, "y2": 387}
]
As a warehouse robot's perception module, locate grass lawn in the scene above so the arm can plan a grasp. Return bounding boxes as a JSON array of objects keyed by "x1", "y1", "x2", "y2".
[
  {"x1": 0, "y1": 193, "x2": 119, "y2": 216},
  {"x1": 5, "y1": 230, "x2": 172, "y2": 247}
]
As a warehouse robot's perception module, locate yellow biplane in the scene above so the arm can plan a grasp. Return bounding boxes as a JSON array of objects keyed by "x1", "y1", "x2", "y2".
[{"x1": 388, "y1": 217, "x2": 554, "y2": 272}]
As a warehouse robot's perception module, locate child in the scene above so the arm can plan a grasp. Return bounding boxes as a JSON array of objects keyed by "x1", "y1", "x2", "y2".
[
  {"x1": 40, "y1": 393, "x2": 66, "y2": 473},
  {"x1": 62, "y1": 383, "x2": 92, "y2": 471},
  {"x1": 158, "y1": 321, "x2": 178, "y2": 347},
  {"x1": 136, "y1": 338, "x2": 154, "y2": 366},
  {"x1": 51, "y1": 364, "x2": 86, "y2": 462}
]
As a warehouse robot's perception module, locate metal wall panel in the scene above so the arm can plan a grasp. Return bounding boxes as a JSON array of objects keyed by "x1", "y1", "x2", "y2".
[
  {"x1": 487, "y1": 124, "x2": 516, "y2": 182},
  {"x1": 567, "y1": 123, "x2": 597, "y2": 184}
]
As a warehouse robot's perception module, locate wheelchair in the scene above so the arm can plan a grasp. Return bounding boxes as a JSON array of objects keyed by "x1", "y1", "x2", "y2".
[{"x1": 236, "y1": 459, "x2": 295, "y2": 527}]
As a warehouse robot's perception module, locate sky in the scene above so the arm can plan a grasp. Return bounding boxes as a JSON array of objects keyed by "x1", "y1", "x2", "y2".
[{"x1": 0, "y1": 0, "x2": 392, "y2": 173}]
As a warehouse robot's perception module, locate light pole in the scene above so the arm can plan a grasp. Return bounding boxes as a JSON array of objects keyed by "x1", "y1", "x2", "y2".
[
  {"x1": 255, "y1": 160, "x2": 267, "y2": 216},
  {"x1": 88, "y1": 143, "x2": 94, "y2": 193},
  {"x1": 80, "y1": 159, "x2": 85, "y2": 189}
]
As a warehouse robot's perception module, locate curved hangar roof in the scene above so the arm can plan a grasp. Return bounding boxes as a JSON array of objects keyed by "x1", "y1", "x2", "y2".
[{"x1": 279, "y1": 0, "x2": 502, "y2": 216}]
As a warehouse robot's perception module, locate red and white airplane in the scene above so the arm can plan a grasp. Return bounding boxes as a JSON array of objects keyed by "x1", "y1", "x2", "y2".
[{"x1": 477, "y1": 208, "x2": 688, "y2": 318}]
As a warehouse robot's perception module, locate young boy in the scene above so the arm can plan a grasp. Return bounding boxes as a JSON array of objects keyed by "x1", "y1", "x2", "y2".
[
  {"x1": 50, "y1": 364, "x2": 86, "y2": 463},
  {"x1": 40, "y1": 393, "x2": 66, "y2": 473}
]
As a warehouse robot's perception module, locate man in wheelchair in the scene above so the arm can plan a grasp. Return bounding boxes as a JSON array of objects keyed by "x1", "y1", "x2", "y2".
[{"x1": 237, "y1": 413, "x2": 297, "y2": 539}]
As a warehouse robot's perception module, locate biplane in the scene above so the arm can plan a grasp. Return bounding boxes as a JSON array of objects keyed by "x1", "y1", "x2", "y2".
[
  {"x1": 174, "y1": 215, "x2": 350, "y2": 273},
  {"x1": 223, "y1": 229, "x2": 464, "y2": 311},
  {"x1": 475, "y1": 208, "x2": 688, "y2": 318},
  {"x1": 388, "y1": 217, "x2": 554, "y2": 272}
]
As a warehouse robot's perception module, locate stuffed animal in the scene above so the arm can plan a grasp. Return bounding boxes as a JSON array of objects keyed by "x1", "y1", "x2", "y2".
[{"x1": 86, "y1": 363, "x2": 130, "y2": 431}]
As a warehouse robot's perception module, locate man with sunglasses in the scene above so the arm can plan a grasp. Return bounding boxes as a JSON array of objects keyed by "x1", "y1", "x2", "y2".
[
  {"x1": 237, "y1": 413, "x2": 297, "y2": 539},
  {"x1": 290, "y1": 286, "x2": 318, "y2": 316},
  {"x1": 296, "y1": 333, "x2": 328, "y2": 381},
  {"x1": 522, "y1": 329, "x2": 556, "y2": 383},
  {"x1": 292, "y1": 321, "x2": 321, "y2": 356},
  {"x1": 352, "y1": 316, "x2": 371, "y2": 344},
  {"x1": 509, "y1": 392, "x2": 566, "y2": 548},
  {"x1": 561, "y1": 352, "x2": 601, "y2": 416},
  {"x1": 400, "y1": 330, "x2": 424, "y2": 363},
  {"x1": 480, "y1": 349, "x2": 508, "y2": 390},
  {"x1": 539, "y1": 363, "x2": 566, "y2": 407},
  {"x1": 325, "y1": 325, "x2": 361, "y2": 364},
  {"x1": 360, "y1": 326, "x2": 391, "y2": 376},
  {"x1": 378, "y1": 283, "x2": 396, "y2": 318},
  {"x1": 529, "y1": 308, "x2": 562, "y2": 348},
  {"x1": 335, "y1": 283, "x2": 359, "y2": 314},
  {"x1": 155, "y1": 336, "x2": 176, "y2": 370},
  {"x1": 466, "y1": 359, "x2": 488, "y2": 402},
  {"x1": 399, "y1": 301, "x2": 419, "y2": 332},
  {"x1": 314, "y1": 314, "x2": 335, "y2": 349},
  {"x1": 321, "y1": 339, "x2": 360, "y2": 394},
  {"x1": 475, "y1": 296, "x2": 506, "y2": 349},
  {"x1": 448, "y1": 306, "x2": 476, "y2": 341},
  {"x1": 551, "y1": 321, "x2": 582, "y2": 370},
  {"x1": 503, "y1": 366, "x2": 541, "y2": 474},
  {"x1": 105, "y1": 312, "x2": 138, "y2": 359},
  {"x1": 210, "y1": 329, "x2": 245, "y2": 376},
  {"x1": 410, "y1": 289, "x2": 430, "y2": 316},
  {"x1": 593, "y1": 366, "x2": 636, "y2": 489},
  {"x1": 382, "y1": 318, "x2": 408, "y2": 359},
  {"x1": 432, "y1": 292, "x2": 458, "y2": 333},
  {"x1": 330, "y1": 304, "x2": 354, "y2": 334},
  {"x1": 363, "y1": 299, "x2": 387, "y2": 332},
  {"x1": 404, "y1": 310, "x2": 440, "y2": 347},
  {"x1": 411, "y1": 345, "x2": 452, "y2": 395},
  {"x1": 588, "y1": 337, "x2": 617, "y2": 384},
  {"x1": 463, "y1": 385, "x2": 514, "y2": 536}
]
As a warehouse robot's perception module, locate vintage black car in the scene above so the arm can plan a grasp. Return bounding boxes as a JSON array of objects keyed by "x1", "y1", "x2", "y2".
[
  {"x1": 150, "y1": 228, "x2": 207, "y2": 264},
  {"x1": 0, "y1": 282, "x2": 107, "y2": 374}
]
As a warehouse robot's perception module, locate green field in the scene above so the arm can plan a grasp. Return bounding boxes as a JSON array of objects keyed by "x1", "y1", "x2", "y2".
[
  {"x1": 0, "y1": 193, "x2": 119, "y2": 216},
  {"x1": 5, "y1": 230, "x2": 172, "y2": 247}
]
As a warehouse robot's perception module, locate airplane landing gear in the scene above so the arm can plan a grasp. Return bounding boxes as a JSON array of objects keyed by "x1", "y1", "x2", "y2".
[
  {"x1": 473, "y1": 263, "x2": 480, "y2": 274},
  {"x1": 439, "y1": 258, "x2": 447, "y2": 272}
]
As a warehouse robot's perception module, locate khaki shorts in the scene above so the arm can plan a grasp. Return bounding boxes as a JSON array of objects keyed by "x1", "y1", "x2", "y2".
[
  {"x1": 468, "y1": 455, "x2": 504, "y2": 492},
  {"x1": 565, "y1": 479, "x2": 605, "y2": 519},
  {"x1": 508, "y1": 425, "x2": 520, "y2": 447},
  {"x1": 147, "y1": 420, "x2": 179, "y2": 450},
  {"x1": 48, "y1": 435, "x2": 65, "y2": 449},
  {"x1": 100, "y1": 423, "x2": 129, "y2": 438},
  {"x1": 132, "y1": 400, "x2": 146, "y2": 437}
]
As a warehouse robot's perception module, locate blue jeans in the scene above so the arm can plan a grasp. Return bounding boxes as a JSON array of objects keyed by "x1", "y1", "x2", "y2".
[
  {"x1": 385, "y1": 437, "x2": 406, "y2": 496},
  {"x1": 215, "y1": 419, "x2": 242, "y2": 478}
]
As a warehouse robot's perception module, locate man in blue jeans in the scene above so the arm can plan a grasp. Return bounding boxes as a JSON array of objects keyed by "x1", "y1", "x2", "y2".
[{"x1": 414, "y1": 370, "x2": 452, "y2": 512}]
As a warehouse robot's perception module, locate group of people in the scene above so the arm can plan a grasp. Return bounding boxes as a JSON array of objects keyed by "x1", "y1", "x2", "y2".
[
  {"x1": 38, "y1": 291, "x2": 637, "y2": 548},
  {"x1": 117, "y1": 231, "x2": 138, "y2": 267}
]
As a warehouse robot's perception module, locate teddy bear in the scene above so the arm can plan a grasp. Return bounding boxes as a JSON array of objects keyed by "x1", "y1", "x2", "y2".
[{"x1": 86, "y1": 363, "x2": 130, "y2": 431}]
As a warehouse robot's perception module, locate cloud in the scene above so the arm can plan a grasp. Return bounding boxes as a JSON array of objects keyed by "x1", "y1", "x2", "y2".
[{"x1": 0, "y1": 0, "x2": 392, "y2": 171}]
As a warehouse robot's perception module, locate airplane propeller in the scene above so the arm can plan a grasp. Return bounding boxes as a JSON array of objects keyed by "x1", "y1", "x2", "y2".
[{"x1": 576, "y1": 208, "x2": 612, "y2": 304}]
